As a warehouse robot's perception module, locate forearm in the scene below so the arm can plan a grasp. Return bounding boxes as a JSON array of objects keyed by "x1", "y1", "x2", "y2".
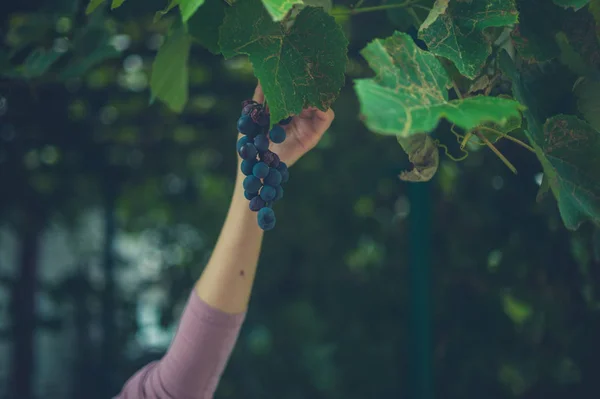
[{"x1": 195, "y1": 167, "x2": 264, "y2": 314}]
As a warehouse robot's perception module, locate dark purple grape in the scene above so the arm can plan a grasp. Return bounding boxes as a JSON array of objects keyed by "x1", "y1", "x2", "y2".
[
  {"x1": 243, "y1": 175, "x2": 262, "y2": 194},
  {"x1": 270, "y1": 153, "x2": 280, "y2": 168},
  {"x1": 237, "y1": 136, "x2": 249, "y2": 151},
  {"x1": 277, "y1": 162, "x2": 289, "y2": 183},
  {"x1": 252, "y1": 162, "x2": 269, "y2": 179},
  {"x1": 237, "y1": 115, "x2": 259, "y2": 136},
  {"x1": 241, "y1": 100, "x2": 259, "y2": 116},
  {"x1": 264, "y1": 168, "x2": 282, "y2": 186},
  {"x1": 257, "y1": 111, "x2": 270, "y2": 127},
  {"x1": 257, "y1": 207, "x2": 276, "y2": 230},
  {"x1": 238, "y1": 143, "x2": 258, "y2": 160},
  {"x1": 254, "y1": 134, "x2": 269, "y2": 153},
  {"x1": 249, "y1": 196, "x2": 266, "y2": 211},
  {"x1": 269, "y1": 125, "x2": 286, "y2": 144},
  {"x1": 260, "y1": 150, "x2": 275, "y2": 166},
  {"x1": 244, "y1": 191, "x2": 257, "y2": 200},
  {"x1": 241, "y1": 159, "x2": 257, "y2": 176},
  {"x1": 278, "y1": 116, "x2": 292, "y2": 125},
  {"x1": 260, "y1": 185, "x2": 277, "y2": 201},
  {"x1": 274, "y1": 185, "x2": 283, "y2": 201}
]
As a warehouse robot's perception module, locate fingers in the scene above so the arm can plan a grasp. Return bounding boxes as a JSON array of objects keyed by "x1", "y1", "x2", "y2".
[{"x1": 252, "y1": 82, "x2": 265, "y2": 104}]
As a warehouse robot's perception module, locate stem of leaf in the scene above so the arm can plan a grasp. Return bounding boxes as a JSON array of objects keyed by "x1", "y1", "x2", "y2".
[
  {"x1": 331, "y1": 0, "x2": 422, "y2": 15},
  {"x1": 460, "y1": 132, "x2": 472, "y2": 149},
  {"x1": 478, "y1": 126, "x2": 535, "y2": 153},
  {"x1": 474, "y1": 131, "x2": 518, "y2": 174}
]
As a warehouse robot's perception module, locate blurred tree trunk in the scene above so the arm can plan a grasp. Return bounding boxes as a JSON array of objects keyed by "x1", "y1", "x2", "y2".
[
  {"x1": 11, "y1": 205, "x2": 45, "y2": 399},
  {"x1": 71, "y1": 266, "x2": 94, "y2": 399},
  {"x1": 101, "y1": 170, "x2": 118, "y2": 397}
]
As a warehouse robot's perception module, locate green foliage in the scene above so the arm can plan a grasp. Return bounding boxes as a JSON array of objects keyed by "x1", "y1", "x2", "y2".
[
  {"x1": 220, "y1": 0, "x2": 348, "y2": 125},
  {"x1": 574, "y1": 78, "x2": 600, "y2": 131},
  {"x1": 150, "y1": 23, "x2": 191, "y2": 113},
  {"x1": 188, "y1": 0, "x2": 226, "y2": 54},
  {"x1": 86, "y1": 0, "x2": 128, "y2": 14},
  {"x1": 261, "y1": 0, "x2": 303, "y2": 21},
  {"x1": 418, "y1": 0, "x2": 518, "y2": 79},
  {"x1": 539, "y1": 115, "x2": 600, "y2": 230},
  {"x1": 354, "y1": 32, "x2": 523, "y2": 136},
  {"x1": 501, "y1": 53, "x2": 600, "y2": 230},
  {"x1": 553, "y1": 0, "x2": 590, "y2": 9},
  {"x1": 5, "y1": 0, "x2": 600, "y2": 232}
]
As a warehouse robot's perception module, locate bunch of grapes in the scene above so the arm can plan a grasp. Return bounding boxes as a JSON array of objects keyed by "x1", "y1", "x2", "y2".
[{"x1": 236, "y1": 100, "x2": 291, "y2": 231}]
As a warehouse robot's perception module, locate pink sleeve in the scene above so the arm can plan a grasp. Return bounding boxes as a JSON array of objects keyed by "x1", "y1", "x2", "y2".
[{"x1": 116, "y1": 290, "x2": 246, "y2": 399}]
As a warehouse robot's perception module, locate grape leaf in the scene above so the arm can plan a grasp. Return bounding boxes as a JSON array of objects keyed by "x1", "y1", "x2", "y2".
[
  {"x1": 511, "y1": 0, "x2": 561, "y2": 63},
  {"x1": 86, "y1": 0, "x2": 105, "y2": 14},
  {"x1": 188, "y1": 0, "x2": 226, "y2": 54},
  {"x1": 418, "y1": 0, "x2": 518, "y2": 79},
  {"x1": 553, "y1": 0, "x2": 590, "y2": 9},
  {"x1": 540, "y1": 115, "x2": 600, "y2": 229},
  {"x1": 501, "y1": 51, "x2": 600, "y2": 230},
  {"x1": 398, "y1": 134, "x2": 439, "y2": 182},
  {"x1": 574, "y1": 78, "x2": 600, "y2": 131},
  {"x1": 261, "y1": 0, "x2": 303, "y2": 21},
  {"x1": 111, "y1": 0, "x2": 126, "y2": 8},
  {"x1": 179, "y1": 0, "x2": 206, "y2": 21},
  {"x1": 354, "y1": 32, "x2": 524, "y2": 138},
  {"x1": 220, "y1": 0, "x2": 348, "y2": 125},
  {"x1": 150, "y1": 23, "x2": 191, "y2": 112},
  {"x1": 301, "y1": 0, "x2": 332, "y2": 12},
  {"x1": 561, "y1": 7, "x2": 600, "y2": 69}
]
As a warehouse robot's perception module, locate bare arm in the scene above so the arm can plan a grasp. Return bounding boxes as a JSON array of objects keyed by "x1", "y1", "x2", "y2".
[
  {"x1": 117, "y1": 83, "x2": 334, "y2": 399},
  {"x1": 195, "y1": 83, "x2": 334, "y2": 314}
]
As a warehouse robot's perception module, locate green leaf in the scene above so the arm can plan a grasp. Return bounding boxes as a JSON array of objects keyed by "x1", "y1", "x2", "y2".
[
  {"x1": 188, "y1": 0, "x2": 226, "y2": 54},
  {"x1": 561, "y1": 6, "x2": 600, "y2": 69},
  {"x1": 220, "y1": 0, "x2": 348, "y2": 125},
  {"x1": 536, "y1": 173, "x2": 550, "y2": 203},
  {"x1": 86, "y1": 0, "x2": 105, "y2": 14},
  {"x1": 301, "y1": 0, "x2": 332, "y2": 12},
  {"x1": 418, "y1": 0, "x2": 518, "y2": 79},
  {"x1": 154, "y1": 0, "x2": 179, "y2": 22},
  {"x1": 541, "y1": 115, "x2": 600, "y2": 229},
  {"x1": 553, "y1": 0, "x2": 590, "y2": 9},
  {"x1": 179, "y1": 0, "x2": 206, "y2": 21},
  {"x1": 150, "y1": 23, "x2": 191, "y2": 113},
  {"x1": 21, "y1": 47, "x2": 64, "y2": 78},
  {"x1": 556, "y1": 31, "x2": 594, "y2": 76},
  {"x1": 511, "y1": 0, "x2": 561, "y2": 63},
  {"x1": 501, "y1": 51, "x2": 600, "y2": 230},
  {"x1": 111, "y1": 0, "x2": 126, "y2": 8},
  {"x1": 398, "y1": 134, "x2": 439, "y2": 182},
  {"x1": 354, "y1": 32, "x2": 524, "y2": 137},
  {"x1": 58, "y1": 22, "x2": 121, "y2": 80},
  {"x1": 574, "y1": 77, "x2": 600, "y2": 132},
  {"x1": 261, "y1": 0, "x2": 303, "y2": 21}
]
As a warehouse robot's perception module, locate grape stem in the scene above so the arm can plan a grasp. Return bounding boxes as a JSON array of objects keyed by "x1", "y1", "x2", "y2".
[
  {"x1": 478, "y1": 126, "x2": 535, "y2": 153},
  {"x1": 331, "y1": 0, "x2": 427, "y2": 15},
  {"x1": 474, "y1": 131, "x2": 518, "y2": 174}
]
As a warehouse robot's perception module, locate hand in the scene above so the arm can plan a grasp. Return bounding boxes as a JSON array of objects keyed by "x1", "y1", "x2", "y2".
[{"x1": 248, "y1": 83, "x2": 335, "y2": 167}]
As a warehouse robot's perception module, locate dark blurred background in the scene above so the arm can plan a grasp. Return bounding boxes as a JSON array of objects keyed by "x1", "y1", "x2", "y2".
[{"x1": 1, "y1": 1, "x2": 600, "y2": 399}]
